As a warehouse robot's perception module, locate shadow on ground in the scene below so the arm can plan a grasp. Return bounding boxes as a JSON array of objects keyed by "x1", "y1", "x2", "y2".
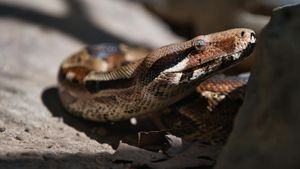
[
  {"x1": 0, "y1": 152, "x2": 113, "y2": 169},
  {"x1": 41, "y1": 87, "x2": 157, "y2": 148},
  {"x1": 0, "y1": 0, "x2": 161, "y2": 149},
  {"x1": 0, "y1": 0, "x2": 124, "y2": 44}
]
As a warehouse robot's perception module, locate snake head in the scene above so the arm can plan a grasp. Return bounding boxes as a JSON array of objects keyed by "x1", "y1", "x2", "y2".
[
  {"x1": 146, "y1": 28, "x2": 256, "y2": 85},
  {"x1": 190, "y1": 28, "x2": 256, "y2": 65}
]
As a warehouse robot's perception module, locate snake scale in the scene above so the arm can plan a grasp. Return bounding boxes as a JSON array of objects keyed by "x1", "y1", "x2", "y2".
[{"x1": 58, "y1": 28, "x2": 256, "y2": 143}]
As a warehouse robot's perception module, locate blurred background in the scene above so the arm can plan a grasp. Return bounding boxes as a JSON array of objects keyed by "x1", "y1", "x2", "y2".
[{"x1": 0, "y1": 0, "x2": 298, "y2": 74}]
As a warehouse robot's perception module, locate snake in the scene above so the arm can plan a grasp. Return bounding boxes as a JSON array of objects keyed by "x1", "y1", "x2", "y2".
[{"x1": 58, "y1": 28, "x2": 256, "y2": 143}]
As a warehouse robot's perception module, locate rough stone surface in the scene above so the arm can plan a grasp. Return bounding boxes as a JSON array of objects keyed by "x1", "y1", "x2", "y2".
[
  {"x1": 0, "y1": 0, "x2": 181, "y2": 168},
  {"x1": 0, "y1": 14, "x2": 114, "y2": 169},
  {"x1": 215, "y1": 4, "x2": 300, "y2": 169},
  {"x1": 0, "y1": 0, "x2": 181, "y2": 48},
  {"x1": 141, "y1": 0, "x2": 270, "y2": 34},
  {"x1": 1, "y1": 0, "x2": 299, "y2": 168}
]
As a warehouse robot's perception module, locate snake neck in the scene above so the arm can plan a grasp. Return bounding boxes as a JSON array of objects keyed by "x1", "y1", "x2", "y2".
[{"x1": 135, "y1": 40, "x2": 194, "y2": 86}]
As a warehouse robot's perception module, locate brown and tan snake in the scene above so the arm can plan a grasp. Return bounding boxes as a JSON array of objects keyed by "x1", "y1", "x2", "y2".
[{"x1": 58, "y1": 28, "x2": 256, "y2": 143}]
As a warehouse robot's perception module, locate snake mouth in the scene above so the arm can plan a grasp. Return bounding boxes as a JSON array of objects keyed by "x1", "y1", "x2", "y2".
[{"x1": 242, "y1": 41, "x2": 256, "y2": 57}]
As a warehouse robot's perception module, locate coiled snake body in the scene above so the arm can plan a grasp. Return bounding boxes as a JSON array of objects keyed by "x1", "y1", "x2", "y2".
[{"x1": 58, "y1": 28, "x2": 256, "y2": 143}]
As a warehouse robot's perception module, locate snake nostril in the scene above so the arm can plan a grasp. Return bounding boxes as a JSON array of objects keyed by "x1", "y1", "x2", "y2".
[
  {"x1": 251, "y1": 32, "x2": 255, "y2": 38},
  {"x1": 240, "y1": 31, "x2": 245, "y2": 37}
]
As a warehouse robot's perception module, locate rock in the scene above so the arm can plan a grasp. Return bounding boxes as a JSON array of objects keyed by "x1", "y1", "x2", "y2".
[
  {"x1": 141, "y1": 0, "x2": 270, "y2": 34},
  {"x1": 0, "y1": 0, "x2": 182, "y2": 48},
  {"x1": 215, "y1": 4, "x2": 300, "y2": 169},
  {"x1": 0, "y1": 127, "x2": 5, "y2": 132},
  {"x1": 0, "y1": 0, "x2": 182, "y2": 168},
  {"x1": 2, "y1": 0, "x2": 298, "y2": 168},
  {"x1": 112, "y1": 140, "x2": 220, "y2": 169},
  {"x1": 82, "y1": 0, "x2": 183, "y2": 48}
]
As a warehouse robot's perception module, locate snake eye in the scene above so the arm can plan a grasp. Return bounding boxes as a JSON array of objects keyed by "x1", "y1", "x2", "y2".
[{"x1": 194, "y1": 39, "x2": 206, "y2": 50}]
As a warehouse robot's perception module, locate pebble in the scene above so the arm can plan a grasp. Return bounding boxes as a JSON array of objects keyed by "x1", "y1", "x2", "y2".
[
  {"x1": 24, "y1": 128, "x2": 30, "y2": 133},
  {"x1": 0, "y1": 127, "x2": 6, "y2": 132},
  {"x1": 15, "y1": 135, "x2": 23, "y2": 141}
]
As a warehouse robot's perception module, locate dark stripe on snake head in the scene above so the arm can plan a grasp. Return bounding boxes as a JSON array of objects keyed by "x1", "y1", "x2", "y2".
[{"x1": 142, "y1": 47, "x2": 195, "y2": 84}]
